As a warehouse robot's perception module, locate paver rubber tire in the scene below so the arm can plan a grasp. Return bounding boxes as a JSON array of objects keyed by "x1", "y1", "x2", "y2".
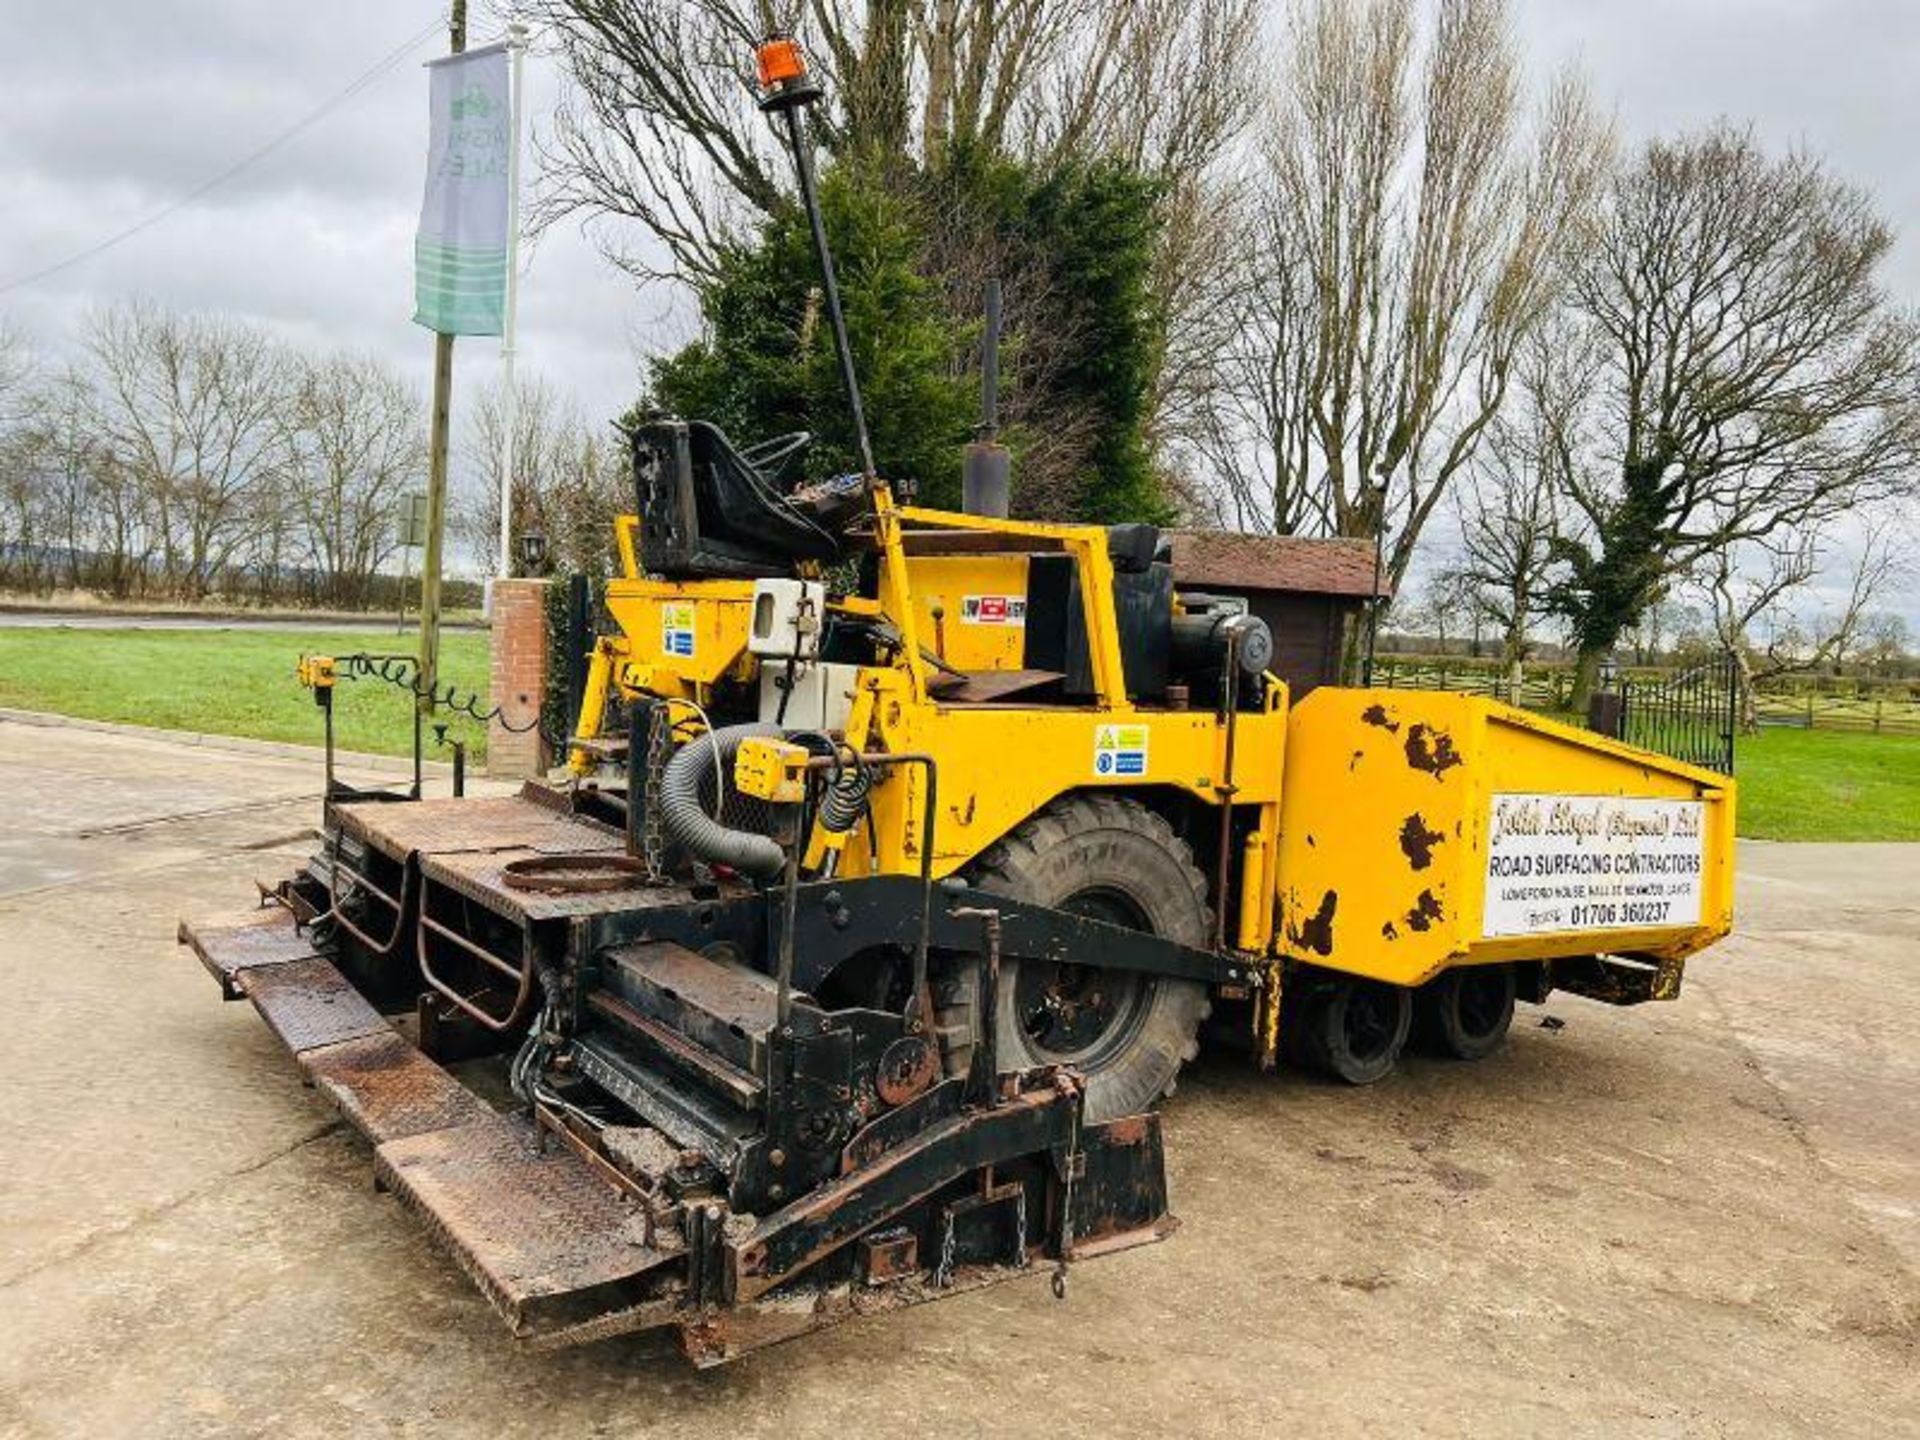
[
  {"x1": 1417, "y1": 965, "x2": 1515, "y2": 1061},
  {"x1": 940, "y1": 793, "x2": 1212, "y2": 1123},
  {"x1": 1304, "y1": 978, "x2": 1411, "y2": 1085}
]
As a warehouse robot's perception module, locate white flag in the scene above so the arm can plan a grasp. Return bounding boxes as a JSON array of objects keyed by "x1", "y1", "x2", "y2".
[{"x1": 414, "y1": 45, "x2": 511, "y2": 336}]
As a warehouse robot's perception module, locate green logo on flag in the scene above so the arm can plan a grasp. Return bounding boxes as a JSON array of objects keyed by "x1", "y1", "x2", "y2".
[{"x1": 450, "y1": 85, "x2": 498, "y2": 122}]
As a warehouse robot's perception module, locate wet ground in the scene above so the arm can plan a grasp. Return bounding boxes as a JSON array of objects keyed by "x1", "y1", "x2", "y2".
[{"x1": 0, "y1": 716, "x2": 1914, "y2": 1437}]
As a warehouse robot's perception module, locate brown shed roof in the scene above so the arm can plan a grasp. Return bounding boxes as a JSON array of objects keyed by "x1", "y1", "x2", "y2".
[{"x1": 1166, "y1": 530, "x2": 1393, "y2": 600}]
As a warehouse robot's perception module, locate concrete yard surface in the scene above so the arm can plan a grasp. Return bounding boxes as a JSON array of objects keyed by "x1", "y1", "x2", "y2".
[{"x1": 0, "y1": 717, "x2": 1914, "y2": 1437}]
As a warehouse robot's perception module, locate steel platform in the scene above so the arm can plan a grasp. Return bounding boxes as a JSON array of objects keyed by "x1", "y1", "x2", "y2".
[{"x1": 182, "y1": 907, "x2": 688, "y2": 1346}]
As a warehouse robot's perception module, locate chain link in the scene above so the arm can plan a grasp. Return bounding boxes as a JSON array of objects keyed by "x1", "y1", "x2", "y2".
[
  {"x1": 935, "y1": 1209, "x2": 957, "y2": 1289},
  {"x1": 1053, "y1": 1095, "x2": 1080, "y2": 1301},
  {"x1": 640, "y1": 702, "x2": 671, "y2": 884}
]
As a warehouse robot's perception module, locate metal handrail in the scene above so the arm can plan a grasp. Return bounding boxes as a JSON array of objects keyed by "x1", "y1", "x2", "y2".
[
  {"x1": 414, "y1": 880, "x2": 537, "y2": 1033},
  {"x1": 323, "y1": 828, "x2": 416, "y2": 957}
]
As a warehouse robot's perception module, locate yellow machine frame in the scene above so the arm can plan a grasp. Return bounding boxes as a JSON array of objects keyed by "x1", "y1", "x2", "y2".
[
  {"x1": 571, "y1": 481, "x2": 1735, "y2": 1068},
  {"x1": 577, "y1": 486, "x2": 1289, "y2": 943}
]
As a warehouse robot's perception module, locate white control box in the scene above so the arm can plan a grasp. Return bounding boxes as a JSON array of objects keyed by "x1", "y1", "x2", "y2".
[
  {"x1": 748, "y1": 578, "x2": 825, "y2": 660},
  {"x1": 759, "y1": 660, "x2": 860, "y2": 731}
]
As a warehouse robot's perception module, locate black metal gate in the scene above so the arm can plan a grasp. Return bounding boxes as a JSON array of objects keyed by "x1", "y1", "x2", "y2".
[{"x1": 1620, "y1": 652, "x2": 1739, "y2": 775}]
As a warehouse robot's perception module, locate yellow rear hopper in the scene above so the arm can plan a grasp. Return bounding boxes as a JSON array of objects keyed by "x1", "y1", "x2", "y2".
[{"x1": 1276, "y1": 689, "x2": 1735, "y2": 995}]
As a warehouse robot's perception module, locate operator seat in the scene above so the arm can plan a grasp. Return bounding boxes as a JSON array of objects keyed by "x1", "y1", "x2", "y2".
[
  {"x1": 633, "y1": 419, "x2": 848, "y2": 579},
  {"x1": 1023, "y1": 524, "x2": 1174, "y2": 701}
]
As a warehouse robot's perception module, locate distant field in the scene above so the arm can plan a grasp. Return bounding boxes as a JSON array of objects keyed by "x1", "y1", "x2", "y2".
[
  {"x1": 1733, "y1": 727, "x2": 1920, "y2": 842},
  {"x1": 0, "y1": 628, "x2": 1911, "y2": 840},
  {"x1": 0, "y1": 626, "x2": 492, "y2": 761}
]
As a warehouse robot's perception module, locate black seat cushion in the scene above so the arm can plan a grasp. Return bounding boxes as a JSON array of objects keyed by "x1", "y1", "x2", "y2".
[{"x1": 633, "y1": 420, "x2": 842, "y2": 579}]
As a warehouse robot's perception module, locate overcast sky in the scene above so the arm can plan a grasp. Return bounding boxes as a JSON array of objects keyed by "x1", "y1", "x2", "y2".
[{"x1": 0, "y1": 1, "x2": 1915, "y2": 607}]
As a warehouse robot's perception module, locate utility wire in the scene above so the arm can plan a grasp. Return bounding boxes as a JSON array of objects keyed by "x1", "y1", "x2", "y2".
[{"x1": 0, "y1": 19, "x2": 445, "y2": 297}]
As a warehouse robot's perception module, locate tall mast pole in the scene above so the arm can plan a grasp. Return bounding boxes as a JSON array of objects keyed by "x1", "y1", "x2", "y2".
[
  {"x1": 417, "y1": 0, "x2": 467, "y2": 718},
  {"x1": 756, "y1": 37, "x2": 875, "y2": 485},
  {"x1": 498, "y1": 20, "x2": 528, "y2": 579}
]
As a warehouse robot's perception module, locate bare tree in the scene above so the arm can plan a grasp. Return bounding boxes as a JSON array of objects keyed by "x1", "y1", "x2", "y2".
[
  {"x1": 25, "y1": 370, "x2": 118, "y2": 593},
  {"x1": 0, "y1": 357, "x2": 142, "y2": 596},
  {"x1": 1456, "y1": 331, "x2": 1580, "y2": 688},
  {"x1": 0, "y1": 320, "x2": 33, "y2": 429},
  {"x1": 20, "y1": 367, "x2": 161, "y2": 599},
  {"x1": 540, "y1": 427, "x2": 630, "y2": 575},
  {"x1": 462, "y1": 376, "x2": 630, "y2": 577},
  {"x1": 1621, "y1": 592, "x2": 1695, "y2": 667},
  {"x1": 1700, "y1": 519, "x2": 1906, "y2": 728},
  {"x1": 1419, "y1": 565, "x2": 1492, "y2": 655},
  {"x1": 1190, "y1": 0, "x2": 1609, "y2": 631},
  {"x1": 1549, "y1": 125, "x2": 1920, "y2": 706},
  {"x1": 85, "y1": 301, "x2": 289, "y2": 599},
  {"x1": 282, "y1": 355, "x2": 426, "y2": 609},
  {"x1": 0, "y1": 322, "x2": 40, "y2": 585},
  {"x1": 1180, "y1": 186, "x2": 1328, "y2": 534},
  {"x1": 530, "y1": 0, "x2": 788, "y2": 285},
  {"x1": 3, "y1": 308, "x2": 642, "y2": 608},
  {"x1": 1459, "y1": 466, "x2": 1560, "y2": 686},
  {"x1": 531, "y1": 0, "x2": 1255, "y2": 277},
  {"x1": 1080, "y1": 0, "x2": 1264, "y2": 461},
  {"x1": 0, "y1": 438, "x2": 47, "y2": 591},
  {"x1": 1856, "y1": 612, "x2": 1911, "y2": 678}
]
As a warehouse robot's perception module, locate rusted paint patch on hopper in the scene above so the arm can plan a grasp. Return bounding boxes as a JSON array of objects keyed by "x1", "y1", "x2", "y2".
[
  {"x1": 1403, "y1": 724, "x2": 1462, "y2": 778},
  {"x1": 1398, "y1": 813, "x2": 1444, "y2": 871},
  {"x1": 1290, "y1": 889, "x2": 1339, "y2": 956},
  {"x1": 1403, "y1": 889, "x2": 1445, "y2": 933}
]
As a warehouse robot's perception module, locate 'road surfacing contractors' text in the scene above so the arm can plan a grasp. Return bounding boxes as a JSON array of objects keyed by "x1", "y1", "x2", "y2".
[{"x1": 1482, "y1": 794, "x2": 1707, "y2": 938}]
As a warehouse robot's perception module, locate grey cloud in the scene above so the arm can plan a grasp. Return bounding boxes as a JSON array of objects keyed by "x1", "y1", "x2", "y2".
[
  {"x1": 0, "y1": 0, "x2": 656, "y2": 529},
  {"x1": 1519, "y1": 0, "x2": 1920, "y2": 295}
]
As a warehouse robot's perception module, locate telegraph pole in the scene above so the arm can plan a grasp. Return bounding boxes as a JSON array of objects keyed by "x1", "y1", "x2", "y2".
[{"x1": 416, "y1": 0, "x2": 467, "y2": 717}]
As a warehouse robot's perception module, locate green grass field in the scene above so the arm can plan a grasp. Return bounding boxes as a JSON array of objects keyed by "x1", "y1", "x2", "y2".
[
  {"x1": 0, "y1": 627, "x2": 1913, "y2": 839},
  {"x1": 0, "y1": 627, "x2": 492, "y2": 761},
  {"x1": 1731, "y1": 726, "x2": 1920, "y2": 842}
]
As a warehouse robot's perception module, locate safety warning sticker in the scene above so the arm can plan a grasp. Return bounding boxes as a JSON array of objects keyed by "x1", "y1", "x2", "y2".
[
  {"x1": 662, "y1": 602, "x2": 696, "y2": 658},
  {"x1": 1481, "y1": 792, "x2": 1706, "y2": 937},
  {"x1": 1093, "y1": 723, "x2": 1150, "y2": 777},
  {"x1": 961, "y1": 595, "x2": 1026, "y2": 626}
]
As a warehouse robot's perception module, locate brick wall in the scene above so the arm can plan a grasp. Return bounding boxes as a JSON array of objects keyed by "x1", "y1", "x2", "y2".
[{"x1": 488, "y1": 578, "x2": 550, "y2": 779}]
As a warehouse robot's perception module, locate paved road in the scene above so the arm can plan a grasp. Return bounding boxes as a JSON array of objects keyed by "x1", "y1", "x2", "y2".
[{"x1": 0, "y1": 718, "x2": 1915, "y2": 1437}]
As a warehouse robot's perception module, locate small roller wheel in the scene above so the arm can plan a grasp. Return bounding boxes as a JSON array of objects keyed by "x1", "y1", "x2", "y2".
[
  {"x1": 1302, "y1": 978, "x2": 1411, "y2": 1085},
  {"x1": 1418, "y1": 965, "x2": 1515, "y2": 1061}
]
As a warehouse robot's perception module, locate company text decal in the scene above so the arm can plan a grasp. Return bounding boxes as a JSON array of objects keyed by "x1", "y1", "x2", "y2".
[{"x1": 1482, "y1": 793, "x2": 1705, "y2": 937}]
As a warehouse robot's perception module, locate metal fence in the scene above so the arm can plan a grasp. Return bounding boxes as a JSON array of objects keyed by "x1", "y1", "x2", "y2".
[{"x1": 1620, "y1": 653, "x2": 1740, "y2": 775}]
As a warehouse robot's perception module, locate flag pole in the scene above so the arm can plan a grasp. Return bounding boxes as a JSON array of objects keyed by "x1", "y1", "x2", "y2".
[
  {"x1": 417, "y1": 0, "x2": 467, "y2": 720},
  {"x1": 498, "y1": 20, "x2": 528, "y2": 580}
]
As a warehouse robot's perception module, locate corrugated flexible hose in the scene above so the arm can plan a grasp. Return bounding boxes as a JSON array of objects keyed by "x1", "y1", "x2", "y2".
[{"x1": 658, "y1": 722, "x2": 787, "y2": 881}]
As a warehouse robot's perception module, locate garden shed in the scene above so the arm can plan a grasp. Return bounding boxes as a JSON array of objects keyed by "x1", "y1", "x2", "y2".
[{"x1": 1166, "y1": 531, "x2": 1394, "y2": 699}]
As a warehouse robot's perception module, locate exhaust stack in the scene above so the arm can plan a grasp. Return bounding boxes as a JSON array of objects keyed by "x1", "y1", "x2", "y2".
[{"x1": 962, "y1": 278, "x2": 1011, "y2": 518}]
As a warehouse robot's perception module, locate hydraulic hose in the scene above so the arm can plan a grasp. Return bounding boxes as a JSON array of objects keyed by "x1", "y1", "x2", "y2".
[
  {"x1": 817, "y1": 754, "x2": 872, "y2": 835},
  {"x1": 659, "y1": 722, "x2": 787, "y2": 881}
]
